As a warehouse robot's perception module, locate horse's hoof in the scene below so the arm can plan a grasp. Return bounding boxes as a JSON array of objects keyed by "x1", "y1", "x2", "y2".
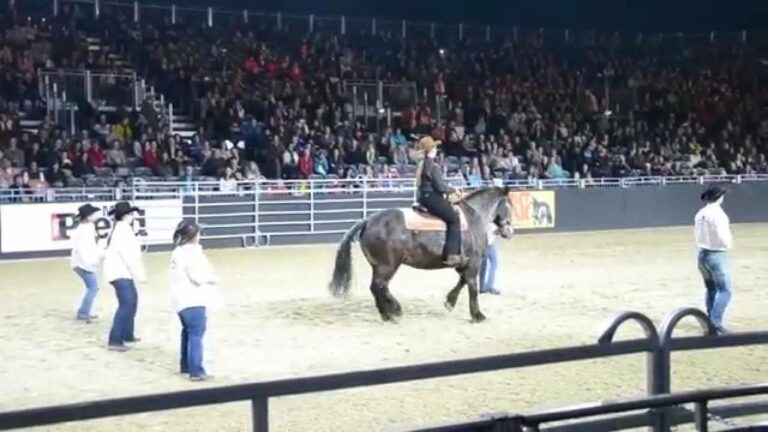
[
  {"x1": 444, "y1": 301, "x2": 454, "y2": 312},
  {"x1": 390, "y1": 302, "x2": 403, "y2": 318},
  {"x1": 471, "y1": 312, "x2": 487, "y2": 323},
  {"x1": 381, "y1": 314, "x2": 400, "y2": 323}
]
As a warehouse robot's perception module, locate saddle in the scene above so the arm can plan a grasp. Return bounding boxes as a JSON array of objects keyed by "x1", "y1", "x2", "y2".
[{"x1": 401, "y1": 204, "x2": 469, "y2": 232}]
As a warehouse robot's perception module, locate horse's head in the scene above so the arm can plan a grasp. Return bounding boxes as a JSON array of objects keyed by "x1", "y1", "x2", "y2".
[{"x1": 463, "y1": 187, "x2": 514, "y2": 239}]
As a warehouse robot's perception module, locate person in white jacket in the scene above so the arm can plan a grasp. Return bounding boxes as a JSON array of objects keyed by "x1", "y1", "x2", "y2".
[
  {"x1": 103, "y1": 202, "x2": 146, "y2": 352},
  {"x1": 70, "y1": 203, "x2": 105, "y2": 322},
  {"x1": 170, "y1": 220, "x2": 217, "y2": 382}
]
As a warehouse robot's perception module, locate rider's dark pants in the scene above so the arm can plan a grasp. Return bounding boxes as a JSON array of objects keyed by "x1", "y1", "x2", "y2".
[{"x1": 418, "y1": 192, "x2": 461, "y2": 257}]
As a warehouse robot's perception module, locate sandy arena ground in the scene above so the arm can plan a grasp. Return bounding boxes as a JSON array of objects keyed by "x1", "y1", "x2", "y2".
[{"x1": 0, "y1": 225, "x2": 767, "y2": 431}]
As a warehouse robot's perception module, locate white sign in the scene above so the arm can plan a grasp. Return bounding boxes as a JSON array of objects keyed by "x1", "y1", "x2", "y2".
[{"x1": 0, "y1": 200, "x2": 183, "y2": 253}]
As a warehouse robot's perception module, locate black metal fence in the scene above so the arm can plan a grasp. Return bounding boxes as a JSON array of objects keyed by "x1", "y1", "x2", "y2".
[{"x1": 0, "y1": 307, "x2": 766, "y2": 431}]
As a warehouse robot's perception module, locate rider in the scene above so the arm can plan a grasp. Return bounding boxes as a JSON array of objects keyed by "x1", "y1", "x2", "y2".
[{"x1": 415, "y1": 136, "x2": 462, "y2": 267}]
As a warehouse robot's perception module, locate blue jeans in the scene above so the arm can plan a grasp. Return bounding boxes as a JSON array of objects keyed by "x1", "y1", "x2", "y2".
[
  {"x1": 108, "y1": 279, "x2": 138, "y2": 346},
  {"x1": 480, "y1": 243, "x2": 499, "y2": 292},
  {"x1": 179, "y1": 306, "x2": 207, "y2": 377},
  {"x1": 74, "y1": 267, "x2": 99, "y2": 319},
  {"x1": 697, "y1": 250, "x2": 732, "y2": 329}
]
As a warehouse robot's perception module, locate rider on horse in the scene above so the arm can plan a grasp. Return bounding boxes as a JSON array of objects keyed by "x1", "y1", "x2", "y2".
[{"x1": 415, "y1": 136, "x2": 462, "y2": 267}]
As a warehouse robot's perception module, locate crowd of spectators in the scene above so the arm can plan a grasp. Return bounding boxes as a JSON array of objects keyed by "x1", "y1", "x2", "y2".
[{"x1": 1, "y1": 5, "x2": 767, "y2": 197}]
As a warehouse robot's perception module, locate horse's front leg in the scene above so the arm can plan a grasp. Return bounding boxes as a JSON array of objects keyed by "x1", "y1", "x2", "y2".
[
  {"x1": 444, "y1": 274, "x2": 466, "y2": 311},
  {"x1": 464, "y1": 266, "x2": 486, "y2": 322}
]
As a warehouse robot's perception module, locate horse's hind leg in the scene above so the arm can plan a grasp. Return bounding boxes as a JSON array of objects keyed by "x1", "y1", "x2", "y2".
[
  {"x1": 383, "y1": 286, "x2": 402, "y2": 318},
  {"x1": 371, "y1": 264, "x2": 400, "y2": 321},
  {"x1": 369, "y1": 277, "x2": 387, "y2": 318},
  {"x1": 445, "y1": 274, "x2": 466, "y2": 311}
]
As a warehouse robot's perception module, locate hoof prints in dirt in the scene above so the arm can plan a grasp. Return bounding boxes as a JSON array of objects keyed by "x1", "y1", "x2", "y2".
[{"x1": 264, "y1": 298, "x2": 452, "y2": 324}]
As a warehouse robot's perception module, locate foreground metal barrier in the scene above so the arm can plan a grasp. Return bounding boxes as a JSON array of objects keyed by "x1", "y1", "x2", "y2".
[
  {"x1": 414, "y1": 383, "x2": 768, "y2": 432},
  {"x1": 0, "y1": 308, "x2": 766, "y2": 431}
]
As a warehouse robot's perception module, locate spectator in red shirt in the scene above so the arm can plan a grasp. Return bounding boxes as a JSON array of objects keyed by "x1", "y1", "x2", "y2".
[
  {"x1": 68, "y1": 140, "x2": 83, "y2": 163},
  {"x1": 88, "y1": 142, "x2": 107, "y2": 168},
  {"x1": 244, "y1": 56, "x2": 260, "y2": 74},
  {"x1": 418, "y1": 104, "x2": 432, "y2": 126},
  {"x1": 297, "y1": 148, "x2": 314, "y2": 179},
  {"x1": 266, "y1": 59, "x2": 281, "y2": 79},
  {"x1": 401, "y1": 106, "x2": 416, "y2": 129},
  {"x1": 288, "y1": 62, "x2": 303, "y2": 84},
  {"x1": 143, "y1": 141, "x2": 158, "y2": 167}
]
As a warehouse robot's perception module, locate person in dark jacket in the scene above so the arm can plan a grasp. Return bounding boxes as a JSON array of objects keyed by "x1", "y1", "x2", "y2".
[{"x1": 415, "y1": 136, "x2": 462, "y2": 267}]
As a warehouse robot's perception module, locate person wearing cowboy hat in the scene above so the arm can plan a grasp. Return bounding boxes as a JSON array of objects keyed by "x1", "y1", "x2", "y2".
[
  {"x1": 170, "y1": 220, "x2": 218, "y2": 382},
  {"x1": 415, "y1": 136, "x2": 462, "y2": 267},
  {"x1": 103, "y1": 201, "x2": 146, "y2": 351},
  {"x1": 694, "y1": 186, "x2": 733, "y2": 334},
  {"x1": 70, "y1": 203, "x2": 106, "y2": 323}
]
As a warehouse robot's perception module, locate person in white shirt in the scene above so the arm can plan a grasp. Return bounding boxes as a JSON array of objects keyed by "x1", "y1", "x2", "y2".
[
  {"x1": 103, "y1": 202, "x2": 146, "y2": 351},
  {"x1": 170, "y1": 220, "x2": 217, "y2": 382},
  {"x1": 70, "y1": 203, "x2": 105, "y2": 323},
  {"x1": 479, "y1": 222, "x2": 505, "y2": 295},
  {"x1": 694, "y1": 186, "x2": 733, "y2": 334}
]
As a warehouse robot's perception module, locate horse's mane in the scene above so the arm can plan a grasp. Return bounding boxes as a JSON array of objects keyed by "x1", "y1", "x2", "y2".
[{"x1": 462, "y1": 186, "x2": 503, "y2": 202}]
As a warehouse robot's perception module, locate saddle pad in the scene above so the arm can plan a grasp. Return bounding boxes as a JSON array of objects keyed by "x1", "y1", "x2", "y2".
[{"x1": 400, "y1": 207, "x2": 469, "y2": 231}]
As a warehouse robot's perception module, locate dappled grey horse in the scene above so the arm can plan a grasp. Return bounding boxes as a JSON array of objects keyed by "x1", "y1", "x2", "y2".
[{"x1": 328, "y1": 187, "x2": 514, "y2": 322}]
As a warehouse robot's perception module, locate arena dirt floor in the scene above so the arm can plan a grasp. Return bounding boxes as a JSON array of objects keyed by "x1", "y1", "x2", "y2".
[{"x1": 1, "y1": 224, "x2": 767, "y2": 432}]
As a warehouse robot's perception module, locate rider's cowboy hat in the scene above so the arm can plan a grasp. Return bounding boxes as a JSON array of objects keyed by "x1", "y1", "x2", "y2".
[
  {"x1": 172, "y1": 220, "x2": 202, "y2": 247},
  {"x1": 418, "y1": 136, "x2": 441, "y2": 152},
  {"x1": 108, "y1": 201, "x2": 141, "y2": 220},
  {"x1": 700, "y1": 186, "x2": 727, "y2": 202},
  {"x1": 76, "y1": 203, "x2": 101, "y2": 220}
]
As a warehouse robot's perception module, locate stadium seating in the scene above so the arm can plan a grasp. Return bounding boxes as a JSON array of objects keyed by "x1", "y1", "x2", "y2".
[{"x1": 0, "y1": 2, "x2": 765, "y2": 195}]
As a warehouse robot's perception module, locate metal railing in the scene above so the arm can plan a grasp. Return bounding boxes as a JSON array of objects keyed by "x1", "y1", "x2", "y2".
[
  {"x1": 37, "y1": 67, "x2": 174, "y2": 135},
  {"x1": 3, "y1": 174, "x2": 766, "y2": 202},
  {"x1": 39, "y1": 69, "x2": 141, "y2": 109},
  {"x1": 0, "y1": 307, "x2": 766, "y2": 431},
  {"x1": 415, "y1": 383, "x2": 768, "y2": 431},
  {"x1": 3, "y1": 175, "x2": 767, "y2": 247},
  {"x1": 343, "y1": 80, "x2": 419, "y2": 130},
  {"x1": 40, "y1": 0, "x2": 763, "y2": 47}
]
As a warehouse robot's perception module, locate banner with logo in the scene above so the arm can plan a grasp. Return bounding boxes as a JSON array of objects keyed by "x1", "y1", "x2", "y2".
[
  {"x1": 507, "y1": 191, "x2": 556, "y2": 229},
  {"x1": 0, "y1": 200, "x2": 182, "y2": 253}
]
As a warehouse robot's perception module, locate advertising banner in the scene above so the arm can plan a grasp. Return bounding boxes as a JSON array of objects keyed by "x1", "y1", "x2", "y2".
[
  {"x1": 0, "y1": 200, "x2": 182, "y2": 253},
  {"x1": 507, "y1": 190, "x2": 556, "y2": 229}
]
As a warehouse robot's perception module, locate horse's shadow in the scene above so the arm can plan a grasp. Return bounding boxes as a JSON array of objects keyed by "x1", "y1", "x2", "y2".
[{"x1": 265, "y1": 296, "x2": 451, "y2": 325}]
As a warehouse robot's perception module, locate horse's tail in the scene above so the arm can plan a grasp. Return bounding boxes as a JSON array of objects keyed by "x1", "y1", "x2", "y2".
[{"x1": 328, "y1": 220, "x2": 366, "y2": 298}]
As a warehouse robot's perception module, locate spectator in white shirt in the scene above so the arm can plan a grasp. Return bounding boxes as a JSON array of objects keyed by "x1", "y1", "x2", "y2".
[
  {"x1": 694, "y1": 186, "x2": 733, "y2": 334},
  {"x1": 218, "y1": 166, "x2": 238, "y2": 193},
  {"x1": 170, "y1": 220, "x2": 217, "y2": 382},
  {"x1": 103, "y1": 202, "x2": 146, "y2": 351},
  {"x1": 70, "y1": 204, "x2": 105, "y2": 323}
]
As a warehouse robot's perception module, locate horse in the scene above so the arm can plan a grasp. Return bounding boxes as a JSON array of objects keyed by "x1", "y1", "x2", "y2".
[{"x1": 328, "y1": 186, "x2": 514, "y2": 322}]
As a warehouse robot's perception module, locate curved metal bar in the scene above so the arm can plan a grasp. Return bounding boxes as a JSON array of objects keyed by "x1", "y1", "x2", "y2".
[
  {"x1": 655, "y1": 307, "x2": 718, "y2": 407},
  {"x1": 242, "y1": 235, "x2": 257, "y2": 249},
  {"x1": 659, "y1": 307, "x2": 717, "y2": 345},
  {"x1": 597, "y1": 310, "x2": 660, "y2": 346}
]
